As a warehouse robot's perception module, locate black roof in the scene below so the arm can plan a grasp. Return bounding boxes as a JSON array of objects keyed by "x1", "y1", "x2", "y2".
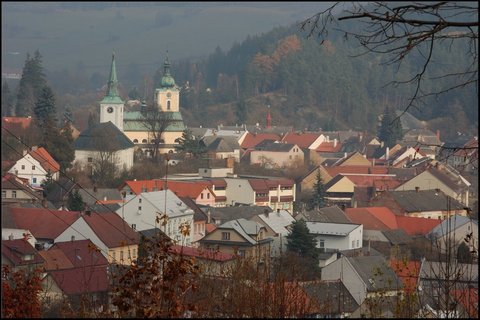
[{"x1": 74, "y1": 121, "x2": 134, "y2": 151}]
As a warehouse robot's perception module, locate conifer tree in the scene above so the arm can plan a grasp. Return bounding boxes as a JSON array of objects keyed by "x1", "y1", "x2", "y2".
[
  {"x1": 34, "y1": 86, "x2": 56, "y2": 127},
  {"x1": 1, "y1": 82, "x2": 15, "y2": 116},
  {"x1": 308, "y1": 170, "x2": 327, "y2": 210},
  {"x1": 15, "y1": 50, "x2": 47, "y2": 116},
  {"x1": 377, "y1": 105, "x2": 403, "y2": 148},
  {"x1": 286, "y1": 219, "x2": 319, "y2": 260},
  {"x1": 67, "y1": 189, "x2": 85, "y2": 211}
]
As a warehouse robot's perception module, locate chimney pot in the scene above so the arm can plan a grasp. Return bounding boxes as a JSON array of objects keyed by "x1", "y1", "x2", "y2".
[{"x1": 415, "y1": 186, "x2": 420, "y2": 192}]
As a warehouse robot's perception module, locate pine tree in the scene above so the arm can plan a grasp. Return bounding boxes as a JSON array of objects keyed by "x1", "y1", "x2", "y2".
[
  {"x1": 1, "y1": 82, "x2": 15, "y2": 116},
  {"x1": 174, "y1": 128, "x2": 206, "y2": 158},
  {"x1": 67, "y1": 189, "x2": 85, "y2": 211},
  {"x1": 308, "y1": 170, "x2": 327, "y2": 210},
  {"x1": 15, "y1": 51, "x2": 47, "y2": 116},
  {"x1": 286, "y1": 219, "x2": 319, "y2": 260},
  {"x1": 377, "y1": 105, "x2": 399, "y2": 148},
  {"x1": 34, "y1": 86, "x2": 56, "y2": 127}
]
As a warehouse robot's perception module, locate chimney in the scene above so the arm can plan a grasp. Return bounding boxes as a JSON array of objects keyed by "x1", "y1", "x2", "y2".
[
  {"x1": 103, "y1": 196, "x2": 107, "y2": 201},
  {"x1": 31, "y1": 146, "x2": 38, "y2": 151},
  {"x1": 385, "y1": 147, "x2": 390, "y2": 160},
  {"x1": 436, "y1": 130, "x2": 440, "y2": 141},
  {"x1": 333, "y1": 138, "x2": 337, "y2": 148},
  {"x1": 207, "y1": 210, "x2": 211, "y2": 224},
  {"x1": 8, "y1": 234, "x2": 14, "y2": 240},
  {"x1": 71, "y1": 235, "x2": 75, "y2": 242},
  {"x1": 415, "y1": 186, "x2": 420, "y2": 192}
]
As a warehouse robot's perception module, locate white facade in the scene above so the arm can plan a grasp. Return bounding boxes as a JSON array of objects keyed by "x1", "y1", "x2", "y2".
[
  {"x1": 8, "y1": 154, "x2": 58, "y2": 187},
  {"x1": 224, "y1": 178, "x2": 255, "y2": 206},
  {"x1": 74, "y1": 147, "x2": 134, "y2": 171},
  {"x1": 118, "y1": 190, "x2": 195, "y2": 246},
  {"x1": 306, "y1": 222, "x2": 363, "y2": 252},
  {"x1": 2, "y1": 228, "x2": 36, "y2": 247},
  {"x1": 100, "y1": 101, "x2": 124, "y2": 131}
]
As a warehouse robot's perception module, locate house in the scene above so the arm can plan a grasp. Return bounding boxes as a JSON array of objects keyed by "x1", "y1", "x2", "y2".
[
  {"x1": 7, "y1": 146, "x2": 60, "y2": 187},
  {"x1": 280, "y1": 131, "x2": 326, "y2": 150},
  {"x1": 169, "y1": 245, "x2": 236, "y2": 277},
  {"x1": 1, "y1": 238, "x2": 44, "y2": 272},
  {"x1": 6, "y1": 206, "x2": 80, "y2": 250},
  {"x1": 445, "y1": 136, "x2": 478, "y2": 173},
  {"x1": 427, "y1": 215, "x2": 478, "y2": 254},
  {"x1": 179, "y1": 197, "x2": 208, "y2": 245},
  {"x1": 78, "y1": 186, "x2": 123, "y2": 208},
  {"x1": 321, "y1": 255, "x2": 402, "y2": 306},
  {"x1": 334, "y1": 151, "x2": 372, "y2": 166},
  {"x1": 201, "y1": 135, "x2": 241, "y2": 162},
  {"x1": 74, "y1": 121, "x2": 135, "y2": 171},
  {"x1": 239, "y1": 132, "x2": 283, "y2": 151},
  {"x1": 198, "y1": 218, "x2": 273, "y2": 265},
  {"x1": 395, "y1": 164, "x2": 471, "y2": 207},
  {"x1": 369, "y1": 189, "x2": 468, "y2": 219},
  {"x1": 250, "y1": 141, "x2": 304, "y2": 168},
  {"x1": 306, "y1": 221, "x2": 363, "y2": 252},
  {"x1": 1, "y1": 204, "x2": 37, "y2": 247},
  {"x1": 224, "y1": 177, "x2": 295, "y2": 212},
  {"x1": 45, "y1": 177, "x2": 79, "y2": 209},
  {"x1": 202, "y1": 205, "x2": 273, "y2": 227},
  {"x1": 2, "y1": 173, "x2": 45, "y2": 205},
  {"x1": 54, "y1": 211, "x2": 139, "y2": 265},
  {"x1": 118, "y1": 179, "x2": 217, "y2": 207},
  {"x1": 249, "y1": 209, "x2": 295, "y2": 257},
  {"x1": 118, "y1": 190, "x2": 194, "y2": 246},
  {"x1": 294, "y1": 205, "x2": 353, "y2": 224}
]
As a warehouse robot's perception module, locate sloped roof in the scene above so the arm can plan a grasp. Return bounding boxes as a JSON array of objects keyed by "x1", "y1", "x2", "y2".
[
  {"x1": 2, "y1": 238, "x2": 44, "y2": 266},
  {"x1": 202, "y1": 135, "x2": 240, "y2": 152},
  {"x1": 2, "y1": 116, "x2": 32, "y2": 130},
  {"x1": 299, "y1": 280, "x2": 359, "y2": 315},
  {"x1": 248, "y1": 177, "x2": 294, "y2": 192},
  {"x1": 78, "y1": 188, "x2": 123, "y2": 206},
  {"x1": 396, "y1": 215, "x2": 442, "y2": 236},
  {"x1": 381, "y1": 229, "x2": 412, "y2": 245},
  {"x1": 306, "y1": 221, "x2": 360, "y2": 236},
  {"x1": 74, "y1": 121, "x2": 134, "y2": 151},
  {"x1": 49, "y1": 265, "x2": 109, "y2": 295},
  {"x1": 345, "y1": 208, "x2": 391, "y2": 231},
  {"x1": 427, "y1": 215, "x2": 477, "y2": 238},
  {"x1": 121, "y1": 179, "x2": 213, "y2": 199},
  {"x1": 218, "y1": 218, "x2": 266, "y2": 245},
  {"x1": 297, "y1": 206, "x2": 352, "y2": 224},
  {"x1": 38, "y1": 249, "x2": 74, "y2": 271},
  {"x1": 256, "y1": 210, "x2": 295, "y2": 234},
  {"x1": 347, "y1": 255, "x2": 401, "y2": 292},
  {"x1": 323, "y1": 165, "x2": 389, "y2": 177},
  {"x1": 420, "y1": 260, "x2": 478, "y2": 282},
  {"x1": 9, "y1": 207, "x2": 80, "y2": 239},
  {"x1": 29, "y1": 147, "x2": 60, "y2": 173},
  {"x1": 387, "y1": 189, "x2": 465, "y2": 212},
  {"x1": 51, "y1": 239, "x2": 109, "y2": 267},
  {"x1": 345, "y1": 174, "x2": 402, "y2": 190},
  {"x1": 82, "y1": 212, "x2": 139, "y2": 247},
  {"x1": 427, "y1": 167, "x2": 469, "y2": 193},
  {"x1": 132, "y1": 190, "x2": 194, "y2": 219},
  {"x1": 179, "y1": 196, "x2": 208, "y2": 222},
  {"x1": 253, "y1": 140, "x2": 296, "y2": 152},
  {"x1": 204, "y1": 205, "x2": 272, "y2": 224},
  {"x1": 170, "y1": 245, "x2": 235, "y2": 262},
  {"x1": 240, "y1": 132, "x2": 281, "y2": 149},
  {"x1": 123, "y1": 111, "x2": 185, "y2": 132},
  {"x1": 281, "y1": 132, "x2": 321, "y2": 149},
  {"x1": 2, "y1": 174, "x2": 42, "y2": 199},
  {"x1": 316, "y1": 141, "x2": 343, "y2": 153}
]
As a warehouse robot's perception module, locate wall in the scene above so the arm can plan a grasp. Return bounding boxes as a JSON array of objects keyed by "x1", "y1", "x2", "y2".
[{"x1": 225, "y1": 178, "x2": 254, "y2": 206}]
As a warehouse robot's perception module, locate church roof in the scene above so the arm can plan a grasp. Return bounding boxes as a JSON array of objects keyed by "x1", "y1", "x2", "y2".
[
  {"x1": 74, "y1": 121, "x2": 134, "y2": 151},
  {"x1": 160, "y1": 54, "x2": 176, "y2": 88},
  {"x1": 123, "y1": 111, "x2": 185, "y2": 132},
  {"x1": 100, "y1": 52, "x2": 124, "y2": 104}
]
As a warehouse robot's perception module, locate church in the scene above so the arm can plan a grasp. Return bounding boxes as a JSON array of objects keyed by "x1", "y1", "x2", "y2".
[{"x1": 99, "y1": 52, "x2": 186, "y2": 156}]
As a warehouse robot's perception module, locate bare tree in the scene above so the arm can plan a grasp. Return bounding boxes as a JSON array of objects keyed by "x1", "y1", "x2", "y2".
[
  {"x1": 140, "y1": 105, "x2": 173, "y2": 162},
  {"x1": 89, "y1": 127, "x2": 121, "y2": 187},
  {"x1": 300, "y1": 2, "x2": 478, "y2": 116}
]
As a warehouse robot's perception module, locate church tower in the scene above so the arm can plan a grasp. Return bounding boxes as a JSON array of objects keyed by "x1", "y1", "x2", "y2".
[
  {"x1": 155, "y1": 53, "x2": 180, "y2": 112},
  {"x1": 100, "y1": 52, "x2": 124, "y2": 131}
]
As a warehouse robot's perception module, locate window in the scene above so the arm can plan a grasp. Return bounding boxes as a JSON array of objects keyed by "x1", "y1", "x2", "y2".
[
  {"x1": 133, "y1": 248, "x2": 136, "y2": 259},
  {"x1": 21, "y1": 165, "x2": 25, "y2": 170},
  {"x1": 221, "y1": 232, "x2": 230, "y2": 240},
  {"x1": 12, "y1": 191, "x2": 16, "y2": 199},
  {"x1": 207, "y1": 193, "x2": 210, "y2": 199},
  {"x1": 32, "y1": 165, "x2": 35, "y2": 170},
  {"x1": 201, "y1": 193, "x2": 204, "y2": 199},
  {"x1": 87, "y1": 157, "x2": 93, "y2": 163},
  {"x1": 167, "y1": 100, "x2": 171, "y2": 110},
  {"x1": 142, "y1": 139, "x2": 147, "y2": 143},
  {"x1": 138, "y1": 198, "x2": 142, "y2": 203},
  {"x1": 112, "y1": 251, "x2": 116, "y2": 261},
  {"x1": 133, "y1": 139, "x2": 138, "y2": 143},
  {"x1": 32, "y1": 178, "x2": 37, "y2": 184},
  {"x1": 356, "y1": 240, "x2": 359, "y2": 247},
  {"x1": 138, "y1": 206, "x2": 142, "y2": 211},
  {"x1": 131, "y1": 224, "x2": 136, "y2": 230}
]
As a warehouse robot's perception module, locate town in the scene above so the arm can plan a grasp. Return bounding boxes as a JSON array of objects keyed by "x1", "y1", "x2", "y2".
[{"x1": 2, "y1": 2, "x2": 478, "y2": 319}]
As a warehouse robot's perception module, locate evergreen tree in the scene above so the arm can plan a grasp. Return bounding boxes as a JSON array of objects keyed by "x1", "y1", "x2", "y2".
[
  {"x1": 40, "y1": 171, "x2": 56, "y2": 197},
  {"x1": 286, "y1": 219, "x2": 319, "y2": 260},
  {"x1": 1, "y1": 82, "x2": 15, "y2": 116},
  {"x1": 174, "y1": 129, "x2": 207, "y2": 158},
  {"x1": 67, "y1": 189, "x2": 85, "y2": 211},
  {"x1": 377, "y1": 105, "x2": 401, "y2": 148},
  {"x1": 15, "y1": 51, "x2": 47, "y2": 116},
  {"x1": 33, "y1": 86, "x2": 56, "y2": 127},
  {"x1": 308, "y1": 170, "x2": 327, "y2": 210}
]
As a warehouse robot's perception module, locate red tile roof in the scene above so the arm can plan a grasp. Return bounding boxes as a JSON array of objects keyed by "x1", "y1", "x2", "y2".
[
  {"x1": 345, "y1": 175, "x2": 402, "y2": 190},
  {"x1": 451, "y1": 287, "x2": 479, "y2": 318},
  {"x1": 390, "y1": 259, "x2": 421, "y2": 293},
  {"x1": 38, "y1": 249, "x2": 74, "y2": 271},
  {"x1": 344, "y1": 208, "x2": 391, "y2": 230},
  {"x1": 316, "y1": 141, "x2": 342, "y2": 153},
  {"x1": 205, "y1": 223, "x2": 217, "y2": 234},
  {"x1": 2, "y1": 239, "x2": 44, "y2": 266},
  {"x1": 82, "y1": 212, "x2": 139, "y2": 247},
  {"x1": 281, "y1": 132, "x2": 321, "y2": 148},
  {"x1": 363, "y1": 207, "x2": 398, "y2": 229},
  {"x1": 10, "y1": 207, "x2": 80, "y2": 239},
  {"x1": 241, "y1": 133, "x2": 281, "y2": 149},
  {"x1": 249, "y1": 178, "x2": 295, "y2": 192},
  {"x1": 49, "y1": 265, "x2": 109, "y2": 295},
  {"x1": 51, "y1": 239, "x2": 108, "y2": 267},
  {"x1": 121, "y1": 179, "x2": 214, "y2": 199},
  {"x1": 29, "y1": 147, "x2": 60, "y2": 173},
  {"x1": 396, "y1": 215, "x2": 441, "y2": 236},
  {"x1": 170, "y1": 245, "x2": 236, "y2": 262}
]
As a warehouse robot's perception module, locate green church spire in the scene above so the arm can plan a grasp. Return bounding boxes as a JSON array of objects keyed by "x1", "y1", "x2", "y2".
[
  {"x1": 161, "y1": 51, "x2": 175, "y2": 88},
  {"x1": 106, "y1": 51, "x2": 119, "y2": 97}
]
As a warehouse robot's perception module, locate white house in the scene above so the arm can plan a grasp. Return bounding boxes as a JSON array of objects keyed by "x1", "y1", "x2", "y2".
[
  {"x1": 306, "y1": 222, "x2": 363, "y2": 252},
  {"x1": 7, "y1": 146, "x2": 60, "y2": 187},
  {"x1": 118, "y1": 190, "x2": 195, "y2": 246}
]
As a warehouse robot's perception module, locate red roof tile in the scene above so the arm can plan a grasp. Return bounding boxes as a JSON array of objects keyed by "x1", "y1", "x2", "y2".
[
  {"x1": 50, "y1": 265, "x2": 109, "y2": 295},
  {"x1": 316, "y1": 141, "x2": 342, "y2": 153},
  {"x1": 241, "y1": 133, "x2": 281, "y2": 149},
  {"x1": 51, "y1": 239, "x2": 108, "y2": 267},
  {"x1": 38, "y1": 249, "x2": 74, "y2": 271},
  {"x1": 2, "y1": 239, "x2": 44, "y2": 266},
  {"x1": 344, "y1": 208, "x2": 391, "y2": 230},
  {"x1": 281, "y1": 132, "x2": 321, "y2": 148},
  {"x1": 10, "y1": 207, "x2": 80, "y2": 239},
  {"x1": 82, "y1": 212, "x2": 139, "y2": 247},
  {"x1": 205, "y1": 223, "x2": 217, "y2": 234},
  {"x1": 364, "y1": 207, "x2": 398, "y2": 229},
  {"x1": 122, "y1": 179, "x2": 213, "y2": 198},
  {"x1": 396, "y1": 215, "x2": 441, "y2": 236},
  {"x1": 29, "y1": 147, "x2": 60, "y2": 173}
]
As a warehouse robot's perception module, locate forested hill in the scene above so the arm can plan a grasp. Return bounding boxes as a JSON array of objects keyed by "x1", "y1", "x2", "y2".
[{"x1": 173, "y1": 22, "x2": 477, "y2": 138}]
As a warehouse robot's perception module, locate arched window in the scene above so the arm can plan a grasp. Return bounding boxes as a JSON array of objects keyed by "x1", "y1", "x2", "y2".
[
  {"x1": 151, "y1": 139, "x2": 156, "y2": 143},
  {"x1": 133, "y1": 139, "x2": 138, "y2": 143},
  {"x1": 167, "y1": 100, "x2": 171, "y2": 110},
  {"x1": 142, "y1": 139, "x2": 147, "y2": 143}
]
